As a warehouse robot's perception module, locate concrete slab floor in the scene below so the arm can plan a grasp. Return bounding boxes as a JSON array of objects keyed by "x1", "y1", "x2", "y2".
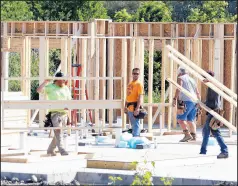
[{"x1": 1, "y1": 131, "x2": 237, "y2": 185}]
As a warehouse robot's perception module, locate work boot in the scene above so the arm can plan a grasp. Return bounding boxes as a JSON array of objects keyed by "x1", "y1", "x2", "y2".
[
  {"x1": 217, "y1": 152, "x2": 228, "y2": 159},
  {"x1": 190, "y1": 133, "x2": 196, "y2": 141},
  {"x1": 47, "y1": 150, "x2": 57, "y2": 156},
  {"x1": 179, "y1": 130, "x2": 193, "y2": 142},
  {"x1": 60, "y1": 149, "x2": 69, "y2": 156}
]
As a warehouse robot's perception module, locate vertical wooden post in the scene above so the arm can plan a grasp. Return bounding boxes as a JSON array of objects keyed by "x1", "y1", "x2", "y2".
[
  {"x1": 95, "y1": 39, "x2": 100, "y2": 131},
  {"x1": 39, "y1": 37, "x2": 46, "y2": 128},
  {"x1": 61, "y1": 38, "x2": 68, "y2": 74},
  {"x1": 167, "y1": 40, "x2": 174, "y2": 131},
  {"x1": 121, "y1": 39, "x2": 127, "y2": 129},
  {"x1": 100, "y1": 38, "x2": 106, "y2": 127},
  {"x1": 161, "y1": 40, "x2": 166, "y2": 130},
  {"x1": 108, "y1": 39, "x2": 114, "y2": 127},
  {"x1": 81, "y1": 38, "x2": 87, "y2": 122},
  {"x1": 140, "y1": 38, "x2": 145, "y2": 129},
  {"x1": 148, "y1": 39, "x2": 154, "y2": 133},
  {"x1": 129, "y1": 39, "x2": 135, "y2": 82},
  {"x1": 172, "y1": 39, "x2": 178, "y2": 129}
]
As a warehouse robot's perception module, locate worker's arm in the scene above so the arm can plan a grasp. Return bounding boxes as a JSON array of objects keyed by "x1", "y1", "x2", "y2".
[
  {"x1": 172, "y1": 78, "x2": 182, "y2": 107},
  {"x1": 37, "y1": 80, "x2": 50, "y2": 93},
  {"x1": 134, "y1": 92, "x2": 143, "y2": 116}
]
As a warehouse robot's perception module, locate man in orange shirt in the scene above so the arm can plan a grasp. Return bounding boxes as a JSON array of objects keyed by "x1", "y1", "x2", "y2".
[{"x1": 124, "y1": 68, "x2": 144, "y2": 137}]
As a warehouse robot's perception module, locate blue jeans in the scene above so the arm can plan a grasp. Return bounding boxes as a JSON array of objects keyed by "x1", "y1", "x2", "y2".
[
  {"x1": 177, "y1": 101, "x2": 197, "y2": 122},
  {"x1": 128, "y1": 111, "x2": 140, "y2": 137},
  {"x1": 200, "y1": 113, "x2": 228, "y2": 154}
]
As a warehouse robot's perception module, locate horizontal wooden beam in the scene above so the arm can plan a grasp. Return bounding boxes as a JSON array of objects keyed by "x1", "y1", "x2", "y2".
[
  {"x1": 3, "y1": 77, "x2": 122, "y2": 80},
  {"x1": 3, "y1": 100, "x2": 122, "y2": 109}
]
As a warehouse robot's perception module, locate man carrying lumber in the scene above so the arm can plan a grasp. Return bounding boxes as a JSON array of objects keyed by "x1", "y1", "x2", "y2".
[
  {"x1": 172, "y1": 67, "x2": 201, "y2": 142},
  {"x1": 200, "y1": 71, "x2": 228, "y2": 159},
  {"x1": 37, "y1": 71, "x2": 71, "y2": 156},
  {"x1": 124, "y1": 68, "x2": 144, "y2": 137}
]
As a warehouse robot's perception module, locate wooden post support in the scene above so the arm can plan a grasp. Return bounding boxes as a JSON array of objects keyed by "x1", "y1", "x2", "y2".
[
  {"x1": 95, "y1": 39, "x2": 100, "y2": 132},
  {"x1": 129, "y1": 39, "x2": 135, "y2": 82},
  {"x1": 81, "y1": 38, "x2": 87, "y2": 122},
  {"x1": 108, "y1": 39, "x2": 114, "y2": 127},
  {"x1": 121, "y1": 38, "x2": 127, "y2": 129},
  {"x1": 100, "y1": 38, "x2": 106, "y2": 127},
  {"x1": 167, "y1": 39, "x2": 174, "y2": 131},
  {"x1": 161, "y1": 40, "x2": 166, "y2": 130},
  {"x1": 148, "y1": 39, "x2": 154, "y2": 133},
  {"x1": 140, "y1": 38, "x2": 145, "y2": 129}
]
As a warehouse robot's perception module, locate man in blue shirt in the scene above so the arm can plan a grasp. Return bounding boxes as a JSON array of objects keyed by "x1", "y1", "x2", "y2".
[{"x1": 200, "y1": 71, "x2": 228, "y2": 159}]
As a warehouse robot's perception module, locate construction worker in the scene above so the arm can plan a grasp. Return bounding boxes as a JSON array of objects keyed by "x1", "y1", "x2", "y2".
[
  {"x1": 172, "y1": 67, "x2": 201, "y2": 142},
  {"x1": 200, "y1": 71, "x2": 228, "y2": 159},
  {"x1": 124, "y1": 68, "x2": 144, "y2": 137},
  {"x1": 37, "y1": 71, "x2": 71, "y2": 156}
]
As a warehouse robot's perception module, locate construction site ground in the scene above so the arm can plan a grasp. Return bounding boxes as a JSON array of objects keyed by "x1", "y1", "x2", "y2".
[{"x1": 1, "y1": 127, "x2": 237, "y2": 185}]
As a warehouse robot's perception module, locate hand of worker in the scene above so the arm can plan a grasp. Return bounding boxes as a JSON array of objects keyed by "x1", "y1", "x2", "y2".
[
  {"x1": 203, "y1": 78, "x2": 209, "y2": 83},
  {"x1": 172, "y1": 98, "x2": 176, "y2": 107},
  {"x1": 44, "y1": 79, "x2": 50, "y2": 83},
  {"x1": 134, "y1": 109, "x2": 139, "y2": 116}
]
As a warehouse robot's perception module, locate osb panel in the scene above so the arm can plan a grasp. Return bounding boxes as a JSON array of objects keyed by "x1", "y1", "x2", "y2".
[
  {"x1": 60, "y1": 23, "x2": 68, "y2": 34},
  {"x1": 223, "y1": 40, "x2": 232, "y2": 121},
  {"x1": 138, "y1": 23, "x2": 148, "y2": 37},
  {"x1": 178, "y1": 24, "x2": 185, "y2": 37},
  {"x1": 105, "y1": 21, "x2": 109, "y2": 35},
  {"x1": 26, "y1": 23, "x2": 34, "y2": 34},
  {"x1": 210, "y1": 24, "x2": 214, "y2": 37},
  {"x1": 7, "y1": 23, "x2": 11, "y2": 34},
  {"x1": 126, "y1": 24, "x2": 131, "y2": 36},
  {"x1": 201, "y1": 40, "x2": 210, "y2": 124},
  {"x1": 163, "y1": 24, "x2": 171, "y2": 37},
  {"x1": 36, "y1": 23, "x2": 45, "y2": 33},
  {"x1": 224, "y1": 24, "x2": 234, "y2": 36},
  {"x1": 81, "y1": 23, "x2": 88, "y2": 35},
  {"x1": 127, "y1": 40, "x2": 131, "y2": 85},
  {"x1": 96, "y1": 20, "x2": 105, "y2": 35},
  {"x1": 48, "y1": 23, "x2": 56, "y2": 34},
  {"x1": 187, "y1": 24, "x2": 197, "y2": 37},
  {"x1": 151, "y1": 24, "x2": 160, "y2": 36},
  {"x1": 68, "y1": 23, "x2": 73, "y2": 35},
  {"x1": 114, "y1": 24, "x2": 125, "y2": 36},
  {"x1": 201, "y1": 24, "x2": 210, "y2": 36},
  {"x1": 178, "y1": 39, "x2": 185, "y2": 54},
  {"x1": 15, "y1": 23, "x2": 22, "y2": 33}
]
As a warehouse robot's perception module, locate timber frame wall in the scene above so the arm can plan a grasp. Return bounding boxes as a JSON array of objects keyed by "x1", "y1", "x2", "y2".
[{"x1": 1, "y1": 19, "x2": 237, "y2": 132}]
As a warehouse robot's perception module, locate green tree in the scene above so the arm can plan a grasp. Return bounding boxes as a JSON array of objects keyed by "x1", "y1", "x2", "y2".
[
  {"x1": 165, "y1": 1, "x2": 202, "y2": 22},
  {"x1": 133, "y1": 1, "x2": 172, "y2": 22},
  {"x1": 104, "y1": 1, "x2": 141, "y2": 19},
  {"x1": 188, "y1": 1, "x2": 235, "y2": 23},
  {"x1": 1, "y1": 1, "x2": 33, "y2": 21},
  {"x1": 8, "y1": 53, "x2": 21, "y2": 92},
  {"x1": 77, "y1": 1, "x2": 108, "y2": 21},
  {"x1": 114, "y1": 8, "x2": 132, "y2": 22}
]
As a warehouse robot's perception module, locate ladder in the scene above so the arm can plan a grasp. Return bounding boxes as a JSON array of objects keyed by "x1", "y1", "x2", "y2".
[{"x1": 71, "y1": 64, "x2": 93, "y2": 125}]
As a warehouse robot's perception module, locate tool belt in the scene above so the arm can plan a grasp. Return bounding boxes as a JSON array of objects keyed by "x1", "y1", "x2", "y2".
[
  {"x1": 43, "y1": 112, "x2": 53, "y2": 127},
  {"x1": 177, "y1": 100, "x2": 186, "y2": 115},
  {"x1": 209, "y1": 109, "x2": 225, "y2": 130},
  {"x1": 127, "y1": 102, "x2": 147, "y2": 119}
]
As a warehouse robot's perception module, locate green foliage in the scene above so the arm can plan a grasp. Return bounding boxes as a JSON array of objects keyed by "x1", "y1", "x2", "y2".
[
  {"x1": 133, "y1": 1, "x2": 172, "y2": 22},
  {"x1": 187, "y1": 1, "x2": 235, "y2": 23},
  {"x1": 130, "y1": 160, "x2": 155, "y2": 185},
  {"x1": 144, "y1": 50, "x2": 162, "y2": 94},
  {"x1": 104, "y1": 1, "x2": 141, "y2": 19},
  {"x1": 1, "y1": 1, "x2": 33, "y2": 21},
  {"x1": 114, "y1": 9, "x2": 132, "y2": 22},
  {"x1": 108, "y1": 175, "x2": 123, "y2": 185},
  {"x1": 144, "y1": 90, "x2": 161, "y2": 103},
  {"x1": 160, "y1": 177, "x2": 174, "y2": 186},
  {"x1": 77, "y1": 1, "x2": 108, "y2": 21},
  {"x1": 8, "y1": 53, "x2": 21, "y2": 92}
]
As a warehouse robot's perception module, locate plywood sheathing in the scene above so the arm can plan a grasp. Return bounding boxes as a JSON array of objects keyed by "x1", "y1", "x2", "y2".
[
  {"x1": 224, "y1": 24, "x2": 235, "y2": 37},
  {"x1": 151, "y1": 24, "x2": 160, "y2": 36},
  {"x1": 223, "y1": 41, "x2": 232, "y2": 121},
  {"x1": 201, "y1": 40, "x2": 210, "y2": 124},
  {"x1": 201, "y1": 24, "x2": 210, "y2": 37},
  {"x1": 138, "y1": 23, "x2": 149, "y2": 36},
  {"x1": 114, "y1": 24, "x2": 124, "y2": 118},
  {"x1": 163, "y1": 24, "x2": 171, "y2": 37},
  {"x1": 187, "y1": 24, "x2": 197, "y2": 37}
]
